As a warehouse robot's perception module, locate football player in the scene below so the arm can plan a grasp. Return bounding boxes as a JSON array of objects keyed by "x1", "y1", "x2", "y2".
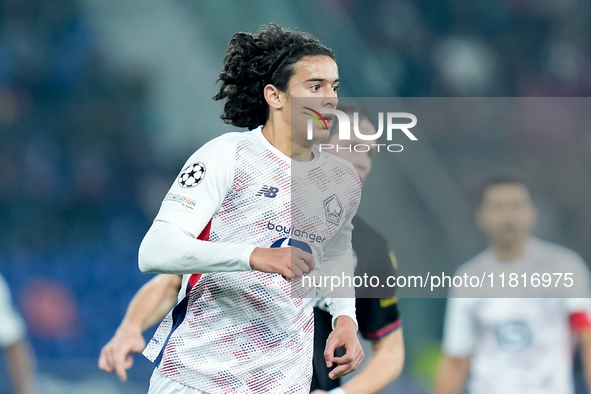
[
  {"x1": 435, "y1": 174, "x2": 591, "y2": 394},
  {"x1": 133, "y1": 24, "x2": 363, "y2": 393}
]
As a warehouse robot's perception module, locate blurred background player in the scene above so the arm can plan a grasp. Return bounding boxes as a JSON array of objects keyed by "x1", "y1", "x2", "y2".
[
  {"x1": 99, "y1": 274, "x2": 182, "y2": 382},
  {"x1": 434, "y1": 174, "x2": 591, "y2": 394},
  {"x1": 0, "y1": 273, "x2": 35, "y2": 394},
  {"x1": 135, "y1": 24, "x2": 362, "y2": 393},
  {"x1": 99, "y1": 105, "x2": 404, "y2": 393},
  {"x1": 310, "y1": 105, "x2": 404, "y2": 393}
]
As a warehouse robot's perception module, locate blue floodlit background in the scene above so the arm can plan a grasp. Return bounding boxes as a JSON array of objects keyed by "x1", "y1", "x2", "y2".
[{"x1": 1, "y1": 0, "x2": 591, "y2": 392}]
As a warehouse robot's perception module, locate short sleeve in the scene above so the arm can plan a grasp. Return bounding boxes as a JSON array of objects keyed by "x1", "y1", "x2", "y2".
[
  {"x1": 356, "y1": 297, "x2": 401, "y2": 340},
  {"x1": 442, "y1": 297, "x2": 475, "y2": 357},
  {"x1": 0, "y1": 275, "x2": 26, "y2": 347},
  {"x1": 154, "y1": 134, "x2": 238, "y2": 237},
  {"x1": 563, "y1": 252, "x2": 591, "y2": 330}
]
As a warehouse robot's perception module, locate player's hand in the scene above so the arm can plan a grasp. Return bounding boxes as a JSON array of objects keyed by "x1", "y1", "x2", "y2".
[
  {"x1": 310, "y1": 391, "x2": 329, "y2": 394},
  {"x1": 324, "y1": 315, "x2": 364, "y2": 380},
  {"x1": 249, "y1": 247, "x2": 315, "y2": 280},
  {"x1": 98, "y1": 323, "x2": 146, "y2": 381}
]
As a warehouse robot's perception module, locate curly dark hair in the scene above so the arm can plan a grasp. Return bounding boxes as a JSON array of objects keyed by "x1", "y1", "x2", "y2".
[{"x1": 213, "y1": 23, "x2": 335, "y2": 130}]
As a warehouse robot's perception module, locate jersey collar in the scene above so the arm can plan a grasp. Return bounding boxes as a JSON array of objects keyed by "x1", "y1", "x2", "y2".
[{"x1": 253, "y1": 126, "x2": 325, "y2": 170}]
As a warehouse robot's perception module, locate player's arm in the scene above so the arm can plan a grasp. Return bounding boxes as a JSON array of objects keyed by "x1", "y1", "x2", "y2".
[
  {"x1": 569, "y1": 304, "x2": 591, "y2": 392},
  {"x1": 5, "y1": 338, "x2": 35, "y2": 394},
  {"x1": 335, "y1": 327, "x2": 404, "y2": 394},
  {"x1": 323, "y1": 314, "x2": 362, "y2": 381},
  {"x1": 335, "y1": 294, "x2": 404, "y2": 394},
  {"x1": 138, "y1": 137, "x2": 313, "y2": 278},
  {"x1": 0, "y1": 276, "x2": 35, "y2": 394},
  {"x1": 319, "y1": 208, "x2": 364, "y2": 380},
  {"x1": 434, "y1": 355, "x2": 470, "y2": 394},
  {"x1": 98, "y1": 274, "x2": 182, "y2": 381},
  {"x1": 564, "y1": 255, "x2": 591, "y2": 393},
  {"x1": 434, "y1": 297, "x2": 474, "y2": 394},
  {"x1": 140, "y1": 220, "x2": 314, "y2": 278},
  {"x1": 576, "y1": 326, "x2": 591, "y2": 392}
]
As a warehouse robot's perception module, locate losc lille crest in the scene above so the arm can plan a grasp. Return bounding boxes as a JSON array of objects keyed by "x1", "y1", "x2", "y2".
[{"x1": 323, "y1": 194, "x2": 343, "y2": 226}]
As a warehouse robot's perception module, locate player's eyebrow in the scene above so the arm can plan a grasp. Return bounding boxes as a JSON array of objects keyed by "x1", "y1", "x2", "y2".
[{"x1": 303, "y1": 78, "x2": 340, "y2": 84}]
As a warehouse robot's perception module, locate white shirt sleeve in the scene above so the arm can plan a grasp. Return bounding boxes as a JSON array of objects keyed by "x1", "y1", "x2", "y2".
[
  {"x1": 562, "y1": 251, "x2": 591, "y2": 314},
  {"x1": 442, "y1": 297, "x2": 475, "y2": 358},
  {"x1": 0, "y1": 275, "x2": 26, "y2": 347},
  {"x1": 318, "y1": 209, "x2": 358, "y2": 330},
  {"x1": 139, "y1": 135, "x2": 256, "y2": 274}
]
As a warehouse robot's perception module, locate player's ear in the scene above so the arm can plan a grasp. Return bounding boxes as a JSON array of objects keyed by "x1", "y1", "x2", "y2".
[{"x1": 263, "y1": 84, "x2": 284, "y2": 110}]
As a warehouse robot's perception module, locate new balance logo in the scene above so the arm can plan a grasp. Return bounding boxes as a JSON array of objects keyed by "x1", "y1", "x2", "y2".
[{"x1": 256, "y1": 185, "x2": 279, "y2": 198}]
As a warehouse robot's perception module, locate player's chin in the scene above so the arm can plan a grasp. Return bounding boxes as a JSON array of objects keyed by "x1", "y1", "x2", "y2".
[
  {"x1": 310, "y1": 127, "x2": 331, "y2": 143},
  {"x1": 496, "y1": 232, "x2": 520, "y2": 246}
]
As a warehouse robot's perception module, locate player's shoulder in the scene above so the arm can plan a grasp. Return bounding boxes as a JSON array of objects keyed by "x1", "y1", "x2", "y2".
[
  {"x1": 532, "y1": 237, "x2": 577, "y2": 256},
  {"x1": 532, "y1": 237, "x2": 586, "y2": 267},
  {"x1": 454, "y1": 249, "x2": 491, "y2": 276},
  {"x1": 322, "y1": 150, "x2": 357, "y2": 172},
  {"x1": 183, "y1": 130, "x2": 256, "y2": 164},
  {"x1": 198, "y1": 130, "x2": 255, "y2": 151},
  {"x1": 0, "y1": 273, "x2": 9, "y2": 293},
  {"x1": 0, "y1": 274, "x2": 14, "y2": 307}
]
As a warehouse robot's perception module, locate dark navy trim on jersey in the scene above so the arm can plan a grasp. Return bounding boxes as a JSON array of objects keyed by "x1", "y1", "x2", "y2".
[
  {"x1": 154, "y1": 219, "x2": 211, "y2": 367},
  {"x1": 154, "y1": 295, "x2": 190, "y2": 367}
]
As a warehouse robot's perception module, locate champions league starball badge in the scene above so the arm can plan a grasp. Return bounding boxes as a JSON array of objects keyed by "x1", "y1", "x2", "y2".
[{"x1": 178, "y1": 162, "x2": 206, "y2": 188}]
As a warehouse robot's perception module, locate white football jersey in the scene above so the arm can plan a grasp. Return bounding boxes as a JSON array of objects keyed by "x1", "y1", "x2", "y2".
[
  {"x1": 143, "y1": 127, "x2": 361, "y2": 393},
  {"x1": 0, "y1": 274, "x2": 26, "y2": 347},
  {"x1": 443, "y1": 238, "x2": 591, "y2": 394}
]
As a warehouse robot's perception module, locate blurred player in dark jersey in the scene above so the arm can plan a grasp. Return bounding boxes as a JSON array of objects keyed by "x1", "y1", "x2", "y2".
[{"x1": 310, "y1": 105, "x2": 404, "y2": 394}]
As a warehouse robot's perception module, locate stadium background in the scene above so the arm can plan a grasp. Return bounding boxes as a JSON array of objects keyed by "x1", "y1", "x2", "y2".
[{"x1": 1, "y1": 0, "x2": 591, "y2": 392}]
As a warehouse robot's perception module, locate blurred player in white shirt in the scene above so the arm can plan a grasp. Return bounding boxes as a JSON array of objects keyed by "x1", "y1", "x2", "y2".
[
  {"x1": 434, "y1": 174, "x2": 591, "y2": 394},
  {"x1": 0, "y1": 274, "x2": 35, "y2": 394}
]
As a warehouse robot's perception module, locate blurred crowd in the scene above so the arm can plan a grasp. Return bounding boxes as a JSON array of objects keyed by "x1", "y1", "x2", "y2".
[
  {"x1": 341, "y1": 0, "x2": 591, "y2": 97},
  {"x1": 0, "y1": 0, "x2": 158, "y2": 365},
  {"x1": 339, "y1": 0, "x2": 591, "y2": 264},
  {"x1": 0, "y1": 0, "x2": 154, "y2": 253}
]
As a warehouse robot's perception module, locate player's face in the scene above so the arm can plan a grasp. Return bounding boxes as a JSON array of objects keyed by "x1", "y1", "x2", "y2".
[
  {"x1": 285, "y1": 56, "x2": 339, "y2": 146},
  {"x1": 326, "y1": 118, "x2": 375, "y2": 183},
  {"x1": 477, "y1": 183, "x2": 537, "y2": 249}
]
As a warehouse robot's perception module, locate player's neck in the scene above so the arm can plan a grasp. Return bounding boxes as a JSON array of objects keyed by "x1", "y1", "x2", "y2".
[
  {"x1": 491, "y1": 238, "x2": 528, "y2": 261},
  {"x1": 262, "y1": 119, "x2": 313, "y2": 162}
]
